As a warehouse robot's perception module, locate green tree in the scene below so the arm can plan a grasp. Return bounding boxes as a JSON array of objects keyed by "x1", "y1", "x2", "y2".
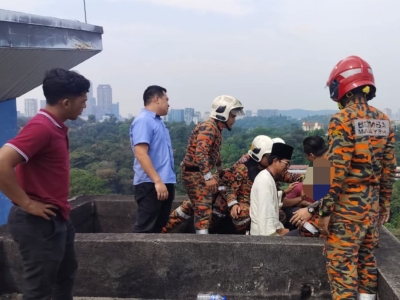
[
  {"x1": 69, "y1": 168, "x2": 111, "y2": 197},
  {"x1": 88, "y1": 114, "x2": 96, "y2": 123}
]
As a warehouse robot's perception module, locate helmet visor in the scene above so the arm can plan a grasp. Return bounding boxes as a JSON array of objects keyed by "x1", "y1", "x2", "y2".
[
  {"x1": 329, "y1": 79, "x2": 340, "y2": 101},
  {"x1": 230, "y1": 108, "x2": 245, "y2": 116}
]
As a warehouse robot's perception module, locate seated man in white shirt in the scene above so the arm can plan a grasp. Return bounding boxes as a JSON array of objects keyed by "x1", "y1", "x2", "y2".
[{"x1": 250, "y1": 142, "x2": 294, "y2": 236}]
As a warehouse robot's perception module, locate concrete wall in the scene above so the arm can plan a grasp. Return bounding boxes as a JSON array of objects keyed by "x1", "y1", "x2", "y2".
[
  {"x1": 0, "y1": 99, "x2": 17, "y2": 225},
  {"x1": 70, "y1": 195, "x2": 191, "y2": 234},
  {"x1": 1, "y1": 196, "x2": 400, "y2": 299},
  {"x1": 1, "y1": 234, "x2": 332, "y2": 299}
]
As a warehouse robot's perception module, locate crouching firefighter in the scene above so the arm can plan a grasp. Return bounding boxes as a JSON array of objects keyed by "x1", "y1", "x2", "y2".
[
  {"x1": 223, "y1": 135, "x2": 274, "y2": 233},
  {"x1": 162, "y1": 170, "x2": 227, "y2": 233}
]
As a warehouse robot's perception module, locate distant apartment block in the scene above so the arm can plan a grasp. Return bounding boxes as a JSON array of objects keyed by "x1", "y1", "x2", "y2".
[
  {"x1": 112, "y1": 103, "x2": 120, "y2": 118},
  {"x1": 84, "y1": 97, "x2": 96, "y2": 116},
  {"x1": 245, "y1": 110, "x2": 252, "y2": 117},
  {"x1": 302, "y1": 121, "x2": 323, "y2": 132},
  {"x1": 168, "y1": 109, "x2": 184, "y2": 122},
  {"x1": 203, "y1": 111, "x2": 210, "y2": 120},
  {"x1": 97, "y1": 84, "x2": 113, "y2": 115},
  {"x1": 257, "y1": 109, "x2": 278, "y2": 118},
  {"x1": 83, "y1": 81, "x2": 97, "y2": 116},
  {"x1": 184, "y1": 108, "x2": 195, "y2": 125},
  {"x1": 24, "y1": 98, "x2": 38, "y2": 117},
  {"x1": 194, "y1": 111, "x2": 202, "y2": 122}
]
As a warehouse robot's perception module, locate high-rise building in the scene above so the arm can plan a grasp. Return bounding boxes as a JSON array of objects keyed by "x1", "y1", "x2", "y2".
[
  {"x1": 24, "y1": 98, "x2": 38, "y2": 117},
  {"x1": 83, "y1": 81, "x2": 97, "y2": 116},
  {"x1": 97, "y1": 84, "x2": 113, "y2": 115},
  {"x1": 203, "y1": 111, "x2": 210, "y2": 120},
  {"x1": 184, "y1": 108, "x2": 195, "y2": 125},
  {"x1": 257, "y1": 109, "x2": 278, "y2": 118},
  {"x1": 40, "y1": 100, "x2": 46, "y2": 109},
  {"x1": 168, "y1": 109, "x2": 185, "y2": 122},
  {"x1": 195, "y1": 111, "x2": 202, "y2": 122},
  {"x1": 84, "y1": 97, "x2": 96, "y2": 117},
  {"x1": 245, "y1": 110, "x2": 252, "y2": 117},
  {"x1": 112, "y1": 103, "x2": 120, "y2": 118}
]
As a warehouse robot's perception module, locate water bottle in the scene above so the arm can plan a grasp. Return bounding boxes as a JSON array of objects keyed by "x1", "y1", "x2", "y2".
[{"x1": 197, "y1": 293, "x2": 226, "y2": 300}]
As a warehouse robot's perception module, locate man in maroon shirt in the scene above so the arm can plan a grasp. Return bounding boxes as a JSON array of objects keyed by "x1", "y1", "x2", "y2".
[{"x1": 0, "y1": 68, "x2": 89, "y2": 300}]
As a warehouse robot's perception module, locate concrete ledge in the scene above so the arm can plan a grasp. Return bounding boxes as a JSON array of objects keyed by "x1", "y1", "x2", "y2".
[
  {"x1": 2, "y1": 233, "x2": 331, "y2": 299},
  {"x1": 71, "y1": 195, "x2": 187, "y2": 233},
  {"x1": 1, "y1": 196, "x2": 400, "y2": 299},
  {"x1": 375, "y1": 228, "x2": 400, "y2": 300}
]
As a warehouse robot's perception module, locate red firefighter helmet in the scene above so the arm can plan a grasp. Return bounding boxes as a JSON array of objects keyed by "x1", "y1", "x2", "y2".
[{"x1": 327, "y1": 55, "x2": 376, "y2": 102}]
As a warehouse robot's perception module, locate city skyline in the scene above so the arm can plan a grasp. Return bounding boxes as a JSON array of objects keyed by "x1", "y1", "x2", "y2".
[
  {"x1": 3, "y1": 0, "x2": 400, "y2": 119},
  {"x1": 20, "y1": 82, "x2": 121, "y2": 121},
  {"x1": 19, "y1": 97, "x2": 400, "y2": 122}
]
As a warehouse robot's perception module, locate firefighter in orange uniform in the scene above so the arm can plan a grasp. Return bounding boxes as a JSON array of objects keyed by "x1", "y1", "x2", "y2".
[
  {"x1": 317, "y1": 56, "x2": 396, "y2": 300},
  {"x1": 181, "y1": 95, "x2": 244, "y2": 234}
]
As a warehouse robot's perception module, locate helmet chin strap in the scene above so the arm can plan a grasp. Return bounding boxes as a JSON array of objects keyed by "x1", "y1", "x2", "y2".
[{"x1": 339, "y1": 86, "x2": 371, "y2": 110}]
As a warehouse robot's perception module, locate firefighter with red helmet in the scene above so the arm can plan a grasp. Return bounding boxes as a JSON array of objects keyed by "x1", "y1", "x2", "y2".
[{"x1": 318, "y1": 56, "x2": 396, "y2": 300}]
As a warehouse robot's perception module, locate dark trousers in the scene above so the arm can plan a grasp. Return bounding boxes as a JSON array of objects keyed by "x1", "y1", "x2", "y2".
[
  {"x1": 7, "y1": 205, "x2": 77, "y2": 300},
  {"x1": 133, "y1": 183, "x2": 175, "y2": 233}
]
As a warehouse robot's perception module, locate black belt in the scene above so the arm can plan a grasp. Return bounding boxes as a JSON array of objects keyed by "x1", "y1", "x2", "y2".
[{"x1": 183, "y1": 165, "x2": 200, "y2": 172}]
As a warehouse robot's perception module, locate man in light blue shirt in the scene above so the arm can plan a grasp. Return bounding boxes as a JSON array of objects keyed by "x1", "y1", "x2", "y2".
[{"x1": 130, "y1": 85, "x2": 176, "y2": 233}]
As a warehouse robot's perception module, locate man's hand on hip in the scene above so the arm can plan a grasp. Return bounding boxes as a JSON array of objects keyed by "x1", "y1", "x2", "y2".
[{"x1": 22, "y1": 199, "x2": 58, "y2": 220}]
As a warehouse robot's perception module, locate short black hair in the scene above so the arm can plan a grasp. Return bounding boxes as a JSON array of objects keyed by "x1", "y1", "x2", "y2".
[
  {"x1": 268, "y1": 155, "x2": 281, "y2": 165},
  {"x1": 303, "y1": 135, "x2": 328, "y2": 157},
  {"x1": 42, "y1": 68, "x2": 90, "y2": 105},
  {"x1": 143, "y1": 85, "x2": 167, "y2": 106}
]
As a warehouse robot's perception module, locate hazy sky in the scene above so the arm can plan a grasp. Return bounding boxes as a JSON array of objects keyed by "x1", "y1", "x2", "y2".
[{"x1": 2, "y1": 0, "x2": 400, "y2": 117}]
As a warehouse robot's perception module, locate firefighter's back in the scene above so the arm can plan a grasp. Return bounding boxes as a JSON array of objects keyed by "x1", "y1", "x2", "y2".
[{"x1": 333, "y1": 102, "x2": 393, "y2": 222}]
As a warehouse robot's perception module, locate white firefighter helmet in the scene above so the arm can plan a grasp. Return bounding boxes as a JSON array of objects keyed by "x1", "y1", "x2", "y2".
[
  {"x1": 248, "y1": 135, "x2": 274, "y2": 162},
  {"x1": 272, "y1": 137, "x2": 285, "y2": 144},
  {"x1": 210, "y1": 95, "x2": 244, "y2": 122}
]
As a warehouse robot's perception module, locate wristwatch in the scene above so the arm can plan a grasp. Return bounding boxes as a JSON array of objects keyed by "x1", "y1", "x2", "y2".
[
  {"x1": 307, "y1": 206, "x2": 314, "y2": 214},
  {"x1": 204, "y1": 172, "x2": 213, "y2": 181}
]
